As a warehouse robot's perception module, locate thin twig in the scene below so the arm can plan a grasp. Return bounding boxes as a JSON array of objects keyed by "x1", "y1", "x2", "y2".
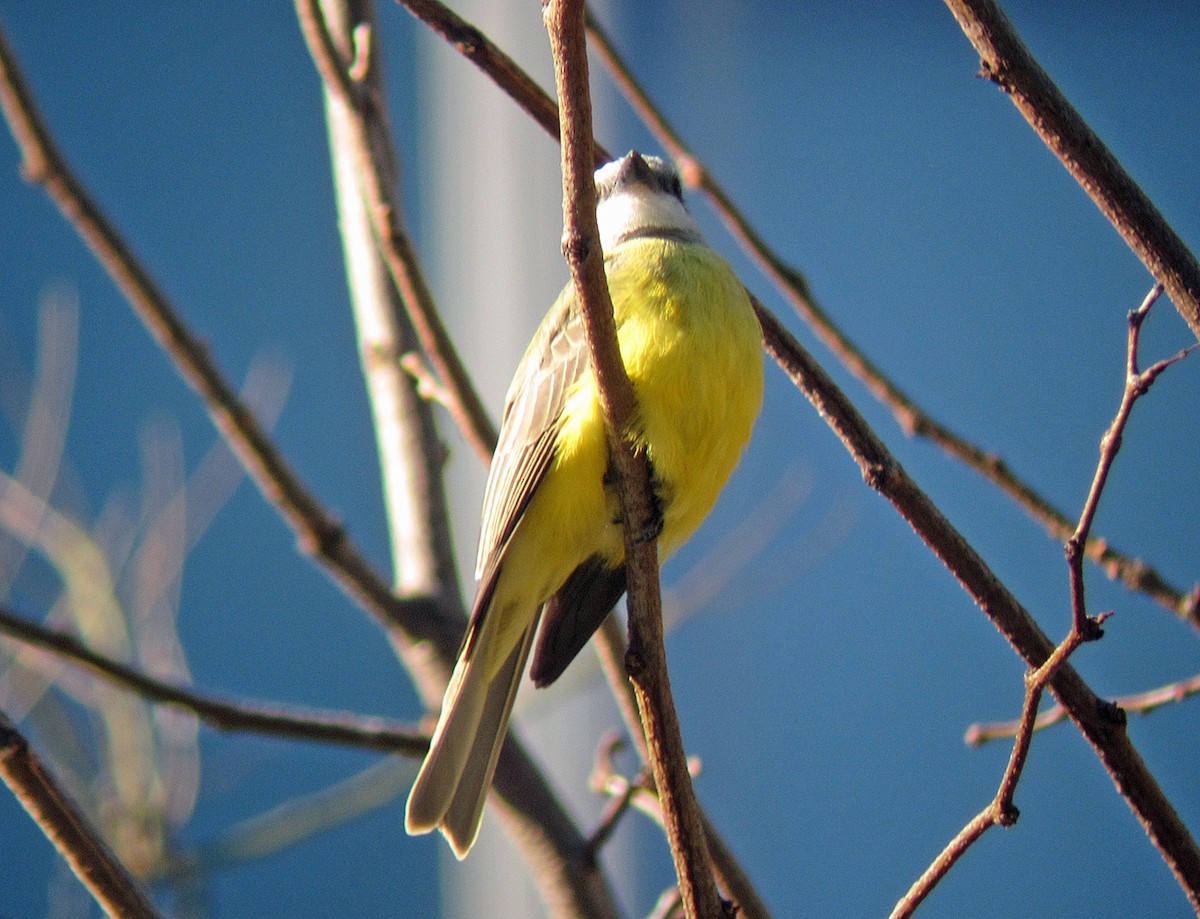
[
  {"x1": 583, "y1": 11, "x2": 1199, "y2": 630},
  {"x1": 754, "y1": 298, "x2": 1200, "y2": 912},
  {"x1": 593, "y1": 617, "x2": 775, "y2": 919},
  {"x1": 968, "y1": 672, "x2": 1200, "y2": 746},
  {"x1": 0, "y1": 606, "x2": 428, "y2": 756},
  {"x1": 943, "y1": 0, "x2": 1200, "y2": 341},
  {"x1": 895, "y1": 288, "x2": 1186, "y2": 915},
  {"x1": 155, "y1": 757, "x2": 412, "y2": 882},
  {"x1": 584, "y1": 734, "x2": 641, "y2": 861},
  {"x1": 0, "y1": 710, "x2": 163, "y2": 919},
  {"x1": 544, "y1": 2, "x2": 722, "y2": 916},
  {"x1": 893, "y1": 623, "x2": 1103, "y2": 918}
]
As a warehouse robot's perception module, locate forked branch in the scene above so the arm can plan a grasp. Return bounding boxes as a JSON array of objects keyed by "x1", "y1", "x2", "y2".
[
  {"x1": 754, "y1": 299, "x2": 1200, "y2": 911},
  {"x1": 891, "y1": 287, "x2": 1195, "y2": 917}
]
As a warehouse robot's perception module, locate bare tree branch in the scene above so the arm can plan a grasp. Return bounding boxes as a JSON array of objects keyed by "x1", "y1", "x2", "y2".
[
  {"x1": 0, "y1": 606, "x2": 428, "y2": 756},
  {"x1": 0, "y1": 710, "x2": 163, "y2": 919},
  {"x1": 544, "y1": 2, "x2": 722, "y2": 916},
  {"x1": 582, "y1": 11, "x2": 1199, "y2": 630},
  {"x1": 593, "y1": 617, "x2": 775, "y2": 919},
  {"x1": 297, "y1": 0, "x2": 498, "y2": 464},
  {"x1": 754, "y1": 299, "x2": 1200, "y2": 912},
  {"x1": 0, "y1": 18, "x2": 430, "y2": 643},
  {"x1": 968, "y1": 672, "x2": 1200, "y2": 746},
  {"x1": 894, "y1": 286, "x2": 1191, "y2": 916},
  {"x1": 307, "y1": 0, "x2": 463, "y2": 607},
  {"x1": 943, "y1": 0, "x2": 1200, "y2": 342}
]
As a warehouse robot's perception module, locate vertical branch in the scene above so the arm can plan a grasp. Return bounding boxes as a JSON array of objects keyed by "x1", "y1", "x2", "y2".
[
  {"x1": 593, "y1": 617, "x2": 775, "y2": 919},
  {"x1": 308, "y1": 0, "x2": 461, "y2": 624},
  {"x1": 297, "y1": 4, "x2": 621, "y2": 918},
  {"x1": 1064, "y1": 285, "x2": 1164, "y2": 635},
  {"x1": 297, "y1": 0, "x2": 497, "y2": 465},
  {"x1": 543, "y1": 2, "x2": 722, "y2": 917},
  {"x1": 0, "y1": 711, "x2": 163, "y2": 919}
]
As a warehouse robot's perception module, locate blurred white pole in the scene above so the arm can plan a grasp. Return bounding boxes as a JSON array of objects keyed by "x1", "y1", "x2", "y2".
[{"x1": 415, "y1": 2, "x2": 631, "y2": 916}]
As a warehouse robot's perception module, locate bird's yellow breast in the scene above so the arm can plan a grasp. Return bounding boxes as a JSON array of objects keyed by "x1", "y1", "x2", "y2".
[{"x1": 610, "y1": 238, "x2": 763, "y2": 557}]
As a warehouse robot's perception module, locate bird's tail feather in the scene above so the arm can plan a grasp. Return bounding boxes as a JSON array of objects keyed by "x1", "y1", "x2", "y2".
[
  {"x1": 405, "y1": 620, "x2": 535, "y2": 859},
  {"x1": 441, "y1": 623, "x2": 534, "y2": 857}
]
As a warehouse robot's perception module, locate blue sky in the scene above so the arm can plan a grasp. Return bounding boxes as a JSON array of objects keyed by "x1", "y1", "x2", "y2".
[{"x1": 1, "y1": 3, "x2": 1198, "y2": 917}]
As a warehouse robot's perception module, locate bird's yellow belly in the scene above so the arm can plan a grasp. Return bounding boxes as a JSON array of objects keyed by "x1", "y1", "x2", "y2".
[{"x1": 485, "y1": 239, "x2": 762, "y2": 671}]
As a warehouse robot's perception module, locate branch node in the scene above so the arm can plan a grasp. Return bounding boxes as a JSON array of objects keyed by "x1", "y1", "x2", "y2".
[
  {"x1": 1183, "y1": 585, "x2": 1200, "y2": 623},
  {"x1": 1081, "y1": 611, "x2": 1110, "y2": 643},
  {"x1": 624, "y1": 645, "x2": 646, "y2": 678},
  {"x1": 1097, "y1": 697, "x2": 1127, "y2": 728},
  {"x1": 349, "y1": 23, "x2": 372, "y2": 82},
  {"x1": 560, "y1": 229, "x2": 594, "y2": 269},
  {"x1": 996, "y1": 801, "x2": 1020, "y2": 828},
  {"x1": 18, "y1": 156, "x2": 49, "y2": 186},
  {"x1": 975, "y1": 60, "x2": 1003, "y2": 87},
  {"x1": 862, "y1": 460, "x2": 892, "y2": 491},
  {"x1": 449, "y1": 21, "x2": 484, "y2": 59},
  {"x1": 301, "y1": 515, "x2": 348, "y2": 562}
]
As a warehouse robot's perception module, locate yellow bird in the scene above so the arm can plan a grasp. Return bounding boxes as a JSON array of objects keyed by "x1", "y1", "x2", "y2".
[{"x1": 405, "y1": 151, "x2": 763, "y2": 857}]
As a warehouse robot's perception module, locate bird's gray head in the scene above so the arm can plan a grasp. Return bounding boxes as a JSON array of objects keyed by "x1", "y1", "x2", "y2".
[{"x1": 593, "y1": 151, "x2": 702, "y2": 250}]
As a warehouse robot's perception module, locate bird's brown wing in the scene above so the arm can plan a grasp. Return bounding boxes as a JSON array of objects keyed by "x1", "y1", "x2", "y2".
[{"x1": 467, "y1": 284, "x2": 592, "y2": 639}]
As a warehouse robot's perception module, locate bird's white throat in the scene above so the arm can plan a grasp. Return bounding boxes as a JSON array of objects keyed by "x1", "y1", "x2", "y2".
[{"x1": 596, "y1": 188, "x2": 703, "y2": 252}]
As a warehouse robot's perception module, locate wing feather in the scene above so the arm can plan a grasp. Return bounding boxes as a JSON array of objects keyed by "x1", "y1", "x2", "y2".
[{"x1": 473, "y1": 283, "x2": 591, "y2": 588}]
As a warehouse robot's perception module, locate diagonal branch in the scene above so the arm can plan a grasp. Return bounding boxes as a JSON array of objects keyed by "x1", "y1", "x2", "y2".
[
  {"x1": 395, "y1": 0, "x2": 568, "y2": 159},
  {"x1": 893, "y1": 286, "x2": 1184, "y2": 917},
  {"x1": 943, "y1": 0, "x2": 1200, "y2": 342},
  {"x1": 582, "y1": 10, "x2": 1198, "y2": 630},
  {"x1": 0, "y1": 18, "x2": 431, "y2": 643},
  {"x1": 1, "y1": 710, "x2": 163, "y2": 919},
  {"x1": 754, "y1": 299, "x2": 1200, "y2": 912},
  {"x1": 0, "y1": 606, "x2": 428, "y2": 756}
]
